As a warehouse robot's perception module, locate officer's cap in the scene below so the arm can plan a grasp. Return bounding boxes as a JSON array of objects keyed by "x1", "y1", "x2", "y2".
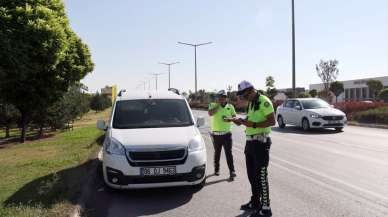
[
  {"x1": 237, "y1": 81, "x2": 254, "y2": 95},
  {"x1": 216, "y1": 90, "x2": 227, "y2": 97}
]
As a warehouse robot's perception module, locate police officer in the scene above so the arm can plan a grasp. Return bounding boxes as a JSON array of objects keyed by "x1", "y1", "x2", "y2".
[
  {"x1": 233, "y1": 81, "x2": 275, "y2": 217},
  {"x1": 208, "y1": 90, "x2": 237, "y2": 180}
]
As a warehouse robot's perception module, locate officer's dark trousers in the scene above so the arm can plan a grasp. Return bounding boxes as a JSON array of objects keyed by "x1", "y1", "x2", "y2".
[
  {"x1": 245, "y1": 137, "x2": 271, "y2": 208},
  {"x1": 212, "y1": 133, "x2": 235, "y2": 172}
]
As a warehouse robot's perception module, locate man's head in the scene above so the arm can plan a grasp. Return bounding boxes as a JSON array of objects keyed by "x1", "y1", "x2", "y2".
[
  {"x1": 216, "y1": 90, "x2": 228, "y2": 105},
  {"x1": 237, "y1": 81, "x2": 257, "y2": 101}
]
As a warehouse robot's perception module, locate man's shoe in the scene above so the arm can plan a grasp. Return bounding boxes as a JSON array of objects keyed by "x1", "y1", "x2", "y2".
[
  {"x1": 230, "y1": 171, "x2": 236, "y2": 178},
  {"x1": 240, "y1": 201, "x2": 259, "y2": 211},
  {"x1": 248, "y1": 208, "x2": 272, "y2": 217},
  {"x1": 214, "y1": 171, "x2": 220, "y2": 176}
]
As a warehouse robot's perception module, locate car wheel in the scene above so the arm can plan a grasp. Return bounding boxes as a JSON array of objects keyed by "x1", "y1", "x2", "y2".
[
  {"x1": 335, "y1": 127, "x2": 343, "y2": 132},
  {"x1": 277, "y1": 116, "x2": 286, "y2": 128},
  {"x1": 302, "y1": 118, "x2": 310, "y2": 131}
]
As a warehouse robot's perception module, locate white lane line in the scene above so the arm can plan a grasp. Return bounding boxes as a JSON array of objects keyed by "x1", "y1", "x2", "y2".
[
  {"x1": 230, "y1": 145, "x2": 388, "y2": 206},
  {"x1": 271, "y1": 135, "x2": 388, "y2": 166}
]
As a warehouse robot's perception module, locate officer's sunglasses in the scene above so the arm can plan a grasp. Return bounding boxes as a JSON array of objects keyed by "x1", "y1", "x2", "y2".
[{"x1": 239, "y1": 90, "x2": 250, "y2": 100}]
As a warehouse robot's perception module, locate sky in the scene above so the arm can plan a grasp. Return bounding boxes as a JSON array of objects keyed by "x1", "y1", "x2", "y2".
[{"x1": 64, "y1": 0, "x2": 388, "y2": 93}]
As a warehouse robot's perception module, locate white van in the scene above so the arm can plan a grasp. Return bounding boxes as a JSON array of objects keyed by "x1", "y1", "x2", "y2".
[{"x1": 97, "y1": 90, "x2": 207, "y2": 189}]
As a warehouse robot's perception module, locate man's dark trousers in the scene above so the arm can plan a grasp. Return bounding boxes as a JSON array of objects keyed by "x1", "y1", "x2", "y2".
[
  {"x1": 244, "y1": 137, "x2": 271, "y2": 208},
  {"x1": 212, "y1": 133, "x2": 235, "y2": 173}
]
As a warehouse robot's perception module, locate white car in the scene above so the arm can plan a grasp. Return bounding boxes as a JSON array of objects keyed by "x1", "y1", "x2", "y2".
[
  {"x1": 276, "y1": 98, "x2": 347, "y2": 131},
  {"x1": 97, "y1": 90, "x2": 207, "y2": 189}
]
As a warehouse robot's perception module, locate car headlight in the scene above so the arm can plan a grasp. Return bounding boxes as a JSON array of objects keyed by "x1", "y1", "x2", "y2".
[
  {"x1": 188, "y1": 135, "x2": 205, "y2": 152},
  {"x1": 310, "y1": 114, "x2": 322, "y2": 119},
  {"x1": 104, "y1": 137, "x2": 125, "y2": 155}
]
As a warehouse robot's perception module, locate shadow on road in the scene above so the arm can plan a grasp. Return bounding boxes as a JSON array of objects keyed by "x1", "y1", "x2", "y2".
[
  {"x1": 84, "y1": 163, "x2": 201, "y2": 217},
  {"x1": 272, "y1": 126, "x2": 342, "y2": 135}
]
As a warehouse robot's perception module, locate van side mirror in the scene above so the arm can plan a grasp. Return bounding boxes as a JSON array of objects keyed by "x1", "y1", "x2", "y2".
[
  {"x1": 294, "y1": 105, "x2": 302, "y2": 110},
  {"x1": 196, "y1": 117, "x2": 205, "y2": 128},
  {"x1": 97, "y1": 120, "x2": 107, "y2": 131}
]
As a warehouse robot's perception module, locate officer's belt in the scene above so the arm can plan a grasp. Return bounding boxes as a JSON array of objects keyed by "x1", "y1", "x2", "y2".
[
  {"x1": 246, "y1": 134, "x2": 269, "y2": 142},
  {"x1": 212, "y1": 131, "x2": 230, "y2": 136}
]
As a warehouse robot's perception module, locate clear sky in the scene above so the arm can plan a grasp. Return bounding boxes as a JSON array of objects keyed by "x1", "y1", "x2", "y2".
[{"x1": 64, "y1": 0, "x2": 388, "y2": 93}]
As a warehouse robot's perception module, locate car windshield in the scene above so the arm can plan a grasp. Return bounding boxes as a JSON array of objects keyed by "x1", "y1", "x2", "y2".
[
  {"x1": 300, "y1": 99, "x2": 330, "y2": 109},
  {"x1": 112, "y1": 99, "x2": 194, "y2": 129}
]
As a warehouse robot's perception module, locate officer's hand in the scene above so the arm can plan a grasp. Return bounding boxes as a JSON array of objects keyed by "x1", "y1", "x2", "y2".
[{"x1": 233, "y1": 118, "x2": 243, "y2": 126}]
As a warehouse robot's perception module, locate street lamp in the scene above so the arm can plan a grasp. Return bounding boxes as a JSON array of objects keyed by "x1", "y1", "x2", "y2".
[
  {"x1": 292, "y1": 0, "x2": 296, "y2": 98},
  {"x1": 151, "y1": 73, "x2": 163, "y2": 91},
  {"x1": 178, "y1": 41, "x2": 212, "y2": 93},
  {"x1": 159, "y1": 62, "x2": 179, "y2": 89}
]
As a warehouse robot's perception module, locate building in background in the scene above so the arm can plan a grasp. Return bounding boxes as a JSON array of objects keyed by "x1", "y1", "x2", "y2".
[{"x1": 309, "y1": 76, "x2": 388, "y2": 102}]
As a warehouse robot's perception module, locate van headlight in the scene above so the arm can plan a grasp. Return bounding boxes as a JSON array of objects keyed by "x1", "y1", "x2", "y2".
[
  {"x1": 188, "y1": 135, "x2": 205, "y2": 152},
  {"x1": 104, "y1": 137, "x2": 125, "y2": 155},
  {"x1": 310, "y1": 114, "x2": 322, "y2": 119}
]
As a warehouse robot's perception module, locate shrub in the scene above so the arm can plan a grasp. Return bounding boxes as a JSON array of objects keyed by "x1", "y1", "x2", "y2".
[
  {"x1": 352, "y1": 106, "x2": 388, "y2": 125},
  {"x1": 334, "y1": 101, "x2": 386, "y2": 115}
]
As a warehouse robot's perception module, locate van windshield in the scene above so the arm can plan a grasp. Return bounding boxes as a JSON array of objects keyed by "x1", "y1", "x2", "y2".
[{"x1": 112, "y1": 99, "x2": 194, "y2": 129}]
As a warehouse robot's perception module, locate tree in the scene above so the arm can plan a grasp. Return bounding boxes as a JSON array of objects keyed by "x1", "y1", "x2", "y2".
[
  {"x1": 379, "y1": 88, "x2": 388, "y2": 102},
  {"x1": 330, "y1": 81, "x2": 344, "y2": 103},
  {"x1": 31, "y1": 83, "x2": 91, "y2": 136},
  {"x1": 297, "y1": 92, "x2": 311, "y2": 98},
  {"x1": 309, "y1": 89, "x2": 318, "y2": 98},
  {"x1": 0, "y1": 102, "x2": 20, "y2": 138},
  {"x1": 265, "y1": 76, "x2": 278, "y2": 100},
  {"x1": 367, "y1": 80, "x2": 384, "y2": 100},
  {"x1": 0, "y1": 0, "x2": 94, "y2": 142},
  {"x1": 90, "y1": 93, "x2": 111, "y2": 112},
  {"x1": 316, "y1": 59, "x2": 339, "y2": 92}
]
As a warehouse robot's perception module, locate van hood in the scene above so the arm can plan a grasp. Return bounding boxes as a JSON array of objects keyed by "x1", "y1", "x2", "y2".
[
  {"x1": 110, "y1": 126, "x2": 199, "y2": 150},
  {"x1": 305, "y1": 108, "x2": 345, "y2": 116}
]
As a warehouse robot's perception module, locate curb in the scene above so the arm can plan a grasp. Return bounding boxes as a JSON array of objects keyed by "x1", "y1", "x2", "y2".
[
  {"x1": 348, "y1": 122, "x2": 388, "y2": 130},
  {"x1": 69, "y1": 149, "x2": 102, "y2": 217}
]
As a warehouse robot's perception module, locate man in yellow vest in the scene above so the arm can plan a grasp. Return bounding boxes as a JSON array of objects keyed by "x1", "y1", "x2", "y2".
[
  {"x1": 233, "y1": 81, "x2": 275, "y2": 217},
  {"x1": 208, "y1": 90, "x2": 237, "y2": 180}
]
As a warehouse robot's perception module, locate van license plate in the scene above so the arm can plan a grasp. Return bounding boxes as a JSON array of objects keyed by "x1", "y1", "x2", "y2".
[
  {"x1": 140, "y1": 167, "x2": 176, "y2": 176},
  {"x1": 328, "y1": 120, "x2": 341, "y2": 124}
]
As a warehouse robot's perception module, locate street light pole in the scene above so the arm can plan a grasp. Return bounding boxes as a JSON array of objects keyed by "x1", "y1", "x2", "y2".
[
  {"x1": 151, "y1": 73, "x2": 163, "y2": 91},
  {"x1": 292, "y1": 0, "x2": 296, "y2": 98},
  {"x1": 159, "y1": 62, "x2": 179, "y2": 89},
  {"x1": 178, "y1": 41, "x2": 212, "y2": 93}
]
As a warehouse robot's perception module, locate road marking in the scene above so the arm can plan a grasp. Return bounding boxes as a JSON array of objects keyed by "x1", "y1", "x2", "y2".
[
  {"x1": 271, "y1": 135, "x2": 388, "y2": 166},
  {"x1": 230, "y1": 145, "x2": 388, "y2": 208}
]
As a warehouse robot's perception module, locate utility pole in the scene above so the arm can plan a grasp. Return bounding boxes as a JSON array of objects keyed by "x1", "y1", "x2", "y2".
[
  {"x1": 178, "y1": 41, "x2": 212, "y2": 93},
  {"x1": 292, "y1": 0, "x2": 296, "y2": 98},
  {"x1": 159, "y1": 62, "x2": 179, "y2": 89}
]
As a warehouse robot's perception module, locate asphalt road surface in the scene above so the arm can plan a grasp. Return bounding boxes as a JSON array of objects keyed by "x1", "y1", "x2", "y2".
[{"x1": 85, "y1": 110, "x2": 388, "y2": 217}]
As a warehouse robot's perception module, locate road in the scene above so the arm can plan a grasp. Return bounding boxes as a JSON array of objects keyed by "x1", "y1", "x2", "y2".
[{"x1": 85, "y1": 110, "x2": 388, "y2": 217}]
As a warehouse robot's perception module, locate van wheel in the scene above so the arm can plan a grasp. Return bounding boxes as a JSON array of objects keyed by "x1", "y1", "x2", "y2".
[
  {"x1": 277, "y1": 116, "x2": 286, "y2": 128},
  {"x1": 302, "y1": 118, "x2": 310, "y2": 131}
]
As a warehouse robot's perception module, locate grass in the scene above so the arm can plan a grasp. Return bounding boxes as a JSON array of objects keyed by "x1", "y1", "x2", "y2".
[{"x1": 0, "y1": 109, "x2": 111, "y2": 217}]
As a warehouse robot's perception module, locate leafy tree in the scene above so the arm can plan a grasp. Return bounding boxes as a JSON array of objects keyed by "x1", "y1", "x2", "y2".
[
  {"x1": 297, "y1": 92, "x2": 311, "y2": 98},
  {"x1": 0, "y1": 102, "x2": 20, "y2": 138},
  {"x1": 0, "y1": 0, "x2": 94, "y2": 142},
  {"x1": 379, "y1": 88, "x2": 388, "y2": 102},
  {"x1": 316, "y1": 59, "x2": 339, "y2": 92},
  {"x1": 309, "y1": 89, "x2": 318, "y2": 98},
  {"x1": 31, "y1": 83, "x2": 91, "y2": 136},
  {"x1": 367, "y1": 80, "x2": 384, "y2": 100},
  {"x1": 330, "y1": 81, "x2": 344, "y2": 103},
  {"x1": 90, "y1": 93, "x2": 111, "y2": 112},
  {"x1": 265, "y1": 76, "x2": 278, "y2": 100}
]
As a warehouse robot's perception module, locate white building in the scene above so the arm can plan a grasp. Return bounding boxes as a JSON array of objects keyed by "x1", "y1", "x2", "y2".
[{"x1": 309, "y1": 76, "x2": 388, "y2": 102}]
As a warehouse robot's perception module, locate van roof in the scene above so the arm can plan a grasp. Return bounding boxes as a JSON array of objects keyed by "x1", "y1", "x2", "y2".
[{"x1": 116, "y1": 91, "x2": 185, "y2": 101}]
